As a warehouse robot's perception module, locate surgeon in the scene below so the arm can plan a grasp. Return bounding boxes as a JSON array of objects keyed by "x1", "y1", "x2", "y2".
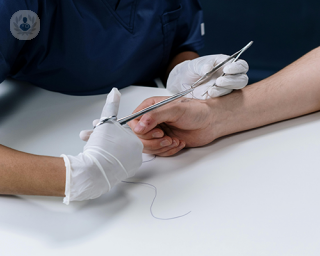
[{"x1": 0, "y1": 0, "x2": 249, "y2": 202}]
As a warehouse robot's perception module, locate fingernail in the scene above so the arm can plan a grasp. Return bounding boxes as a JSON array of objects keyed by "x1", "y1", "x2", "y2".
[
  {"x1": 134, "y1": 121, "x2": 146, "y2": 133},
  {"x1": 179, "y1": 142, "x2": 185, "y2": 148},
  {"x1": 152, "y1": 131, "x2": 162, "y2": 138},
  {"x1": 170, "y1": 140, "x2": 178, "y2": 147},
  {"x1": 160, "y1": 140, "x2": 171, "y2": 147}
]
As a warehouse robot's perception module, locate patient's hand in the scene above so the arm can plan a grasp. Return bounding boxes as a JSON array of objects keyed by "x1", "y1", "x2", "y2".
[{"x1": 128, "y1": 96, "x2": 217, "y2": 156}]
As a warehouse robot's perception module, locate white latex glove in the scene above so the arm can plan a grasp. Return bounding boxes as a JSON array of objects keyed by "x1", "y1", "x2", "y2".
[
  {"x1": 61, "y1": 88, "x2": 143, "y2": 204},
  {"x1": 79, "y1": 87, "x2": 121, "y2": 142},
  {"x1": 167, "y1": 54, "x2": 249, "y2": 99}
]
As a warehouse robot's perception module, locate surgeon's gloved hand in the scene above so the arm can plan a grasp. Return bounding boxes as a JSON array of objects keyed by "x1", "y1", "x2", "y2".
[
  {"x1": 61, "y1": 88, "x2": 143, "y2": 205},
  {"x1": 167, "y1": 54, "x2": 249, "y2": 99}
]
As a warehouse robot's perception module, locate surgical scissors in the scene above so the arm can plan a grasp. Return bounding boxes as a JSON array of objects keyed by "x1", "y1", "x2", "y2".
[{"x1": 94, "y1": 41, "x2": 253, "y2": 128}]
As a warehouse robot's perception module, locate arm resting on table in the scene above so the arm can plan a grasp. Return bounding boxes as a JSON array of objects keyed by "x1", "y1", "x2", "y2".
[
  {"x1": 0, "y1": 145, "x2": 65, "y2": 196},
  {"x1": 211, "y1": 46, "x2": 320, "y2": 139}
]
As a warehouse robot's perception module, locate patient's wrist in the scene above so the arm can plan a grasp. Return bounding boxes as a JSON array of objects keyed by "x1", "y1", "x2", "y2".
[{"x1": 206, "y1": 91, "x2": 244, "y2": 140}]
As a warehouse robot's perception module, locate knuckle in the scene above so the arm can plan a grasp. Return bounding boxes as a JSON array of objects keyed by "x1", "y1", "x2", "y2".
[
  {"x1": 141, "y1": 113, "x2": 156, "y2": 125},
  {"x1": 238, "y1": 59, "x2": 249, "y2": 69}
]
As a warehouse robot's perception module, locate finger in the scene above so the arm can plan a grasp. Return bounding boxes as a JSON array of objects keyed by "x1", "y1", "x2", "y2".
[
  {"x1": 140, "y1": 136, "x2": 174, "y2": 151},
  {"x1": 142, "y1": 138, "x2": 182, "y2": 154},
  {"x1": 128, "y1": 117, "x2": 164, "y2": 139},
  {"x1": 216, "y1": 74, "x2": 249, "y2": 90},
  {"x1": 132, "y1": 99, "x2": 180, "y2": 135},
  {"x1": 135, "y1": 127, "x2": 164, "y2": 140},
  {"x1": 128, "y1": 118, "x2": 139, "y2": 132},
  {"x1": 207, "y1": 87, "x2": 232, "y2": 98},
  {"x1": 101, "y1": 88, "x2": 121, "y2": 119},
  {"x1": 223, "y1": 59, "x2": 249, "y2": 75},
  {"x1": 92, "y1": 119, "x2": 100, "y2": 127},
  {"x1": 79, "y1": 130, "x2": 93, "y2": 141},
  {"x1": 143, "y1": 143, "x2": 178, "y2": 155},
  {"x1": 128, "y1": 97, "x2": 165, "y2": 129},
  {"x1": 155, "y1": 141, "x2": 186, "y2": 157}
]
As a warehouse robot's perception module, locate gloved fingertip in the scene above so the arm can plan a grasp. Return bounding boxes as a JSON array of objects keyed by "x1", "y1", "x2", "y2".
[
  {"x1": 92, "y1": 119, "x2": 100, "y2": 126},
  {"x1": 215, "y1": 76, "x2": 224, "y2": 87},
  {"x1": 101, "y1": 88, "x2": 121, "y2": 118},
  {"x1": 237, "y1": 59, "x2": 249, "y2": 69},
  {"x1": 215, "y1": 76, "x2": 235, "y2": 87},
  {"x1": 79, "y1": 130, "x2": 93, "y2": 142},
  {"x1": 223, "y1": 60, "x2": 249, "y2": 74},
  {"x1": 106, "y1": 88, "x2": 121, "y2": 103},
  {"x1": 217, "y1": 74, "x2": 249, "y2": 89},
  {"x1": 238, "y1": 74, "x2": 249, "y2": 89}
]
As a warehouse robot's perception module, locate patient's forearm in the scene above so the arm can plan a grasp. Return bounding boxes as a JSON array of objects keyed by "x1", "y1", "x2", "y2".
[
  {"x1": 211, "y1": 46, "x2": 320, "y2": 138},
  {"x1": 0, "y1": 145, "x2": 65, "y2": 196}
]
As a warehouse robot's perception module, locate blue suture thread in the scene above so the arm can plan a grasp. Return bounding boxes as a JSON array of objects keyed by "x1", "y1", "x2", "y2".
[
  {"x1": 122, "y1": 181, "x2": 191, "y2": 220},
  {"x1": 142, "y1": 155, "x2": 156, "y2": 163}
]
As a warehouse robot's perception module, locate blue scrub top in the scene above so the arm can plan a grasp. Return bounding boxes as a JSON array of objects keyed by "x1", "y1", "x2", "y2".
[{"x1": 0, "y1": 0, "x2": 204, "y2": 95}]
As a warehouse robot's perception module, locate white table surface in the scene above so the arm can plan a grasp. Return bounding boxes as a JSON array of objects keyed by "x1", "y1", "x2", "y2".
[{"x1": 1, "y1": 79, "x2": 320, "y2": 256}]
